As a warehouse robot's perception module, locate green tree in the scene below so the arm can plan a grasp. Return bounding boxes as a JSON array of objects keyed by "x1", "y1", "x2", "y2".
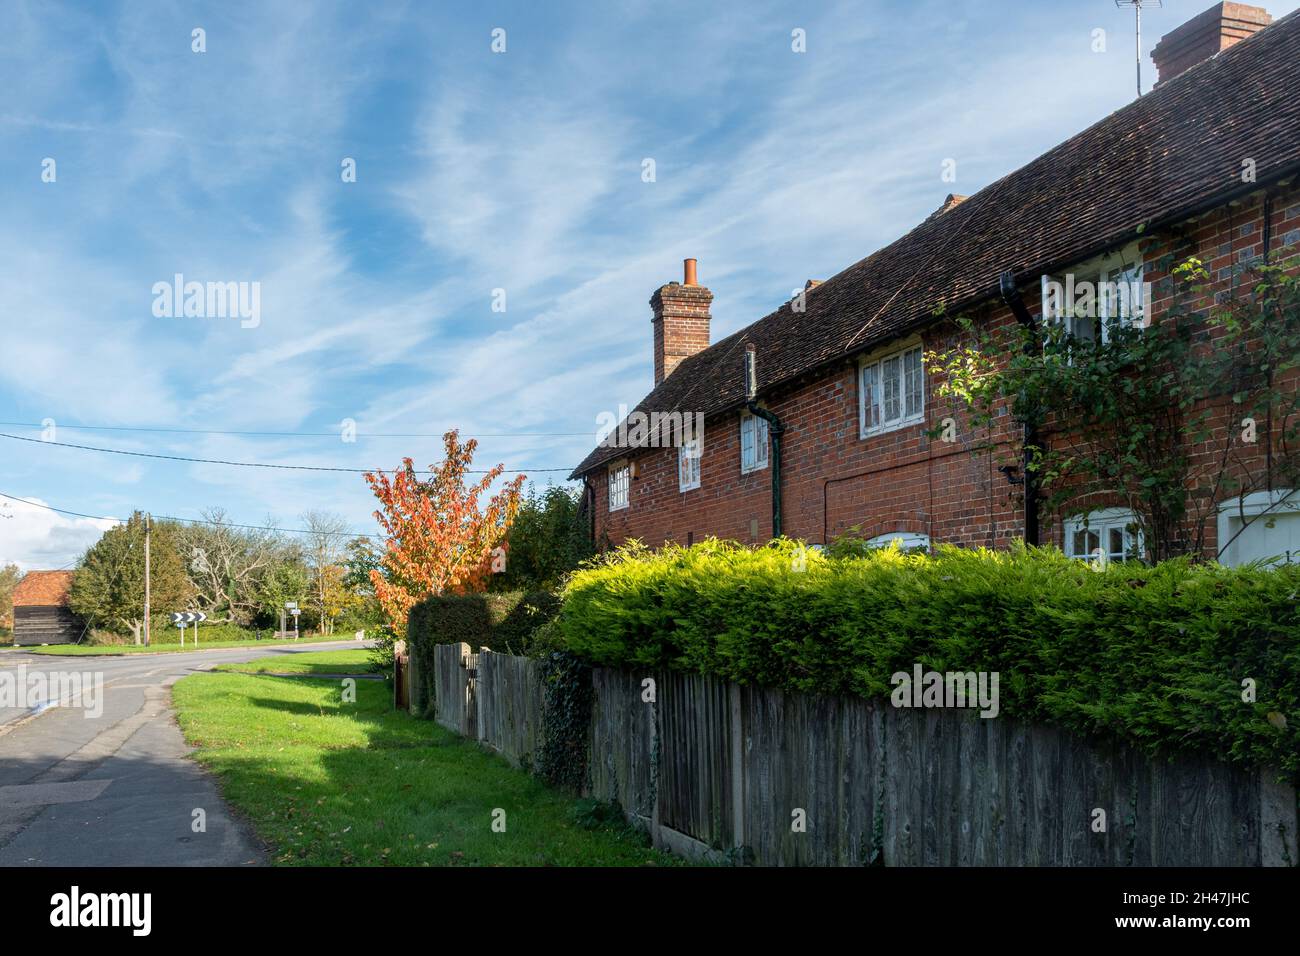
[
  {"x1": 256, "y1": 556, "x2": 311, "y2": 633},
  {"x1": 301, "y1": 510, "x2": 350, "y2": 635},
  {"x1": 69, "y1": 513, "x2": 191, "y2": 644},
  {"x1": 490, "y1": 483, "x2": 593, "y2": 591},
  {"x1": 340, "y1": 536, "x2": 385, "y2": 629},
  {"x1": 0, "y1": 563, "x2": 23, "y2": 634}
]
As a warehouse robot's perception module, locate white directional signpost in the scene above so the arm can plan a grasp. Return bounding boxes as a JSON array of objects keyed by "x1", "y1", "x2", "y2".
[
  {"x1": 285, "y1": 602, "x2": 299, "y2": 640},
  {"x1": 169, "y1": 611, "x2": 207, "y2": 647}
]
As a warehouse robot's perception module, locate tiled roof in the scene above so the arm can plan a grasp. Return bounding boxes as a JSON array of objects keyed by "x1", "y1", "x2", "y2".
[
  {"x1": 572, "y1": 9, "x2": 1300, "y2": 478},
  {"x1": 11, "y1": 570, "x2": 74, "y2": 608}
]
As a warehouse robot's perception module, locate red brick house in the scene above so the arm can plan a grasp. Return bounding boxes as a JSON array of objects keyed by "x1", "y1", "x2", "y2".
[
  {"x1": 11, "y1": 571, "x2": 83, "y2": 645},
  {"x1": 570, "y1": 3, "x2": 1300, "y2": 565}
]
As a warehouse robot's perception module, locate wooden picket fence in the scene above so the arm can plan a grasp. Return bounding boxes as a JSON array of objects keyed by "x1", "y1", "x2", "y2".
[{"x1": 427, "y1": 644, "x2": 1298, "y2": 867}]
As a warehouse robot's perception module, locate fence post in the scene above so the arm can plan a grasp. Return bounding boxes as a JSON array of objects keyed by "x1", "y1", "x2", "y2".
[
  {"x1": 476, "y1": 649, "x2": 489, "y2": 744},
  {"x1": 730, "y1": 681, "x2": 745, "y2": 855},
  {"x1": 1259, "y1": 771, "x2": 1298, "y2": 866},
  {"x1": 392, "y1": 639, "x2": 408, "y2": 711},
  {"x1": 462, "y1": 645, "x2": 479, "y2": 739}
]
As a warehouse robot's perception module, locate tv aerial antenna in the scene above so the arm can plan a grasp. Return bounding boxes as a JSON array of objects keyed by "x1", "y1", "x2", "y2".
[{"x1": 1115, "y1": 0, "x2": 1162, "y2": 97}]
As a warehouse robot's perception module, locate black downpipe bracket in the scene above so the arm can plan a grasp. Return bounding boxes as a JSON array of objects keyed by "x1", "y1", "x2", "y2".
[{"x1": 999, "y1": 270, "x2": 1041, "y2": 547}]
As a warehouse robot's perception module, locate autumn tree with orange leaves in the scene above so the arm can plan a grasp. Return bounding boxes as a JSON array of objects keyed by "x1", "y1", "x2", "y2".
[{"x1": 364, "y1": 430, "x2": 525, "y2": 639}]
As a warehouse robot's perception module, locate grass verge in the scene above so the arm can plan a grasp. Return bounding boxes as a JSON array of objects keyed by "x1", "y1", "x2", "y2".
[
  {"x1": 172, "y1": 666, "x2": 676, "y2": 866},
  {"x1": 215, "y1": 649, "x2": 374, "y2": 675},
  {"x1": 25, "y1": 635, "x2": 354, "y2": 656}
]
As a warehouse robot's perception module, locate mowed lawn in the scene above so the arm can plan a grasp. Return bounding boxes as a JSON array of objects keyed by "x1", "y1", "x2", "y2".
[
  {"x1": 172, "y1": 660, "x2": 677, "y2": 867},
  {"x1": 214, "y1": 649, "x2": 376, "y2": 675}
]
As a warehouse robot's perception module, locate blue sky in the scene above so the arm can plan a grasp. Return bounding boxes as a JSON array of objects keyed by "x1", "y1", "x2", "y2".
[{"x1": 3, "y1": 0, "x2": 1297, "y2": 569}]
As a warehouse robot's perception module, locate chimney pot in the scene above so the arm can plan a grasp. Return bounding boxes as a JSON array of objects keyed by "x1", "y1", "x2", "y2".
[{"x1": 683, "y1": 258, "x2": 698, "y2": 286}]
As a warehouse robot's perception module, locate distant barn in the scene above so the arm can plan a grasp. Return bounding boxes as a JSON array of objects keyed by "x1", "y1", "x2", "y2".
[{"x1": 11, "y1": 571, "x2": 83, "y2": 645}]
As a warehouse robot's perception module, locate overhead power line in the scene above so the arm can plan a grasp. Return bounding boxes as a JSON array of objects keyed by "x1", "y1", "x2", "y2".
[
  {"x1": 0, "y1": 431, "x2": 574, "y2": 474},
  {"x1": 0, "y1": 419, "x2": 593, "y2": 439},
  {"x1": 0, "y1": 491, "x2": 383, "y2": 539}
]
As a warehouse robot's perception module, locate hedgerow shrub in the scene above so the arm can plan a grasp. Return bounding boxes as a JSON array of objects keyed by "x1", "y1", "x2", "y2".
[
  {"x1": 557, "y1": 539, "x2": 1300, "y2": 778},
  {"x1": 405, "y1": 591, "x2": 561, "y2": 716}
]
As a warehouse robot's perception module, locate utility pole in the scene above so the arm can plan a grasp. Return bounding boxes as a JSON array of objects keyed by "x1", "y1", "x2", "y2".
[{"x1": 143, "y1": 513, "x2": 151, "y2": 647}]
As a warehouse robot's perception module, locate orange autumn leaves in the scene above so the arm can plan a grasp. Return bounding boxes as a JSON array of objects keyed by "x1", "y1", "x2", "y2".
[{"x1": 364, "y1": 430, "x2": 525, "y2": 639}]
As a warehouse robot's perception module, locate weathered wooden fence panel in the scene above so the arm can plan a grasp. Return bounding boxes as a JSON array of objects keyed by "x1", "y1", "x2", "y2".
[
  {"x1": 740, "y1": 687, "x2": 884, "y2": 866},
  {"x1": 589, "y1": 668, "x2": 656, "y2": 825},
  {"x1": 656, "y1": 671, "x2": 736, "y2": 852},
  {"x1": 433, "y1": 642, "x2": 477, "y2": 738},
  {"x1": 428, "y1": 649, "x2": 1298, "y2": 867},
  {"x1": 476, "y1": 650, "x2": 544, "y2": 768}
]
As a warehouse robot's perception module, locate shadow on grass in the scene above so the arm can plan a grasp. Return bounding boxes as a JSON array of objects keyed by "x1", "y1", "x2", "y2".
[{"x1": 175, "y1": 672, "x2": 674, "y2": 867}]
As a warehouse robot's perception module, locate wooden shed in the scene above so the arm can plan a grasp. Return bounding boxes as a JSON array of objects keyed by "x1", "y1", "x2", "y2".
[{"x1": 11, "y1": 571, "x2": 83, "y2": 645}]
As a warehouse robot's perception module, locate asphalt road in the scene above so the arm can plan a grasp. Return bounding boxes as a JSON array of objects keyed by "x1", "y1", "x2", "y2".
[{"x1": 0, "y1": 639, "x2": 367, "y2": 867}]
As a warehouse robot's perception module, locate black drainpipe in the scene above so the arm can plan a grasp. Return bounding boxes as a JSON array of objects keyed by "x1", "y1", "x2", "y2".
[
  {"x1": 744, "y1": 345, "x2": 786, "y2": 538},
  {"x1": 999, "y1": 270, "x2": 1041, "y2": 547},
  {"x1": 748, "y1": 403, "x2": 785, "y2": 538},
  {"x1": 581, "y1": 475, "x2": 596, "y2": 546}
]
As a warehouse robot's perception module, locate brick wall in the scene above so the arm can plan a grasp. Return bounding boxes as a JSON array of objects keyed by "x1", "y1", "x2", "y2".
[{"x1": 589, "y1": 180, "x2": 1300, "y2": 558}]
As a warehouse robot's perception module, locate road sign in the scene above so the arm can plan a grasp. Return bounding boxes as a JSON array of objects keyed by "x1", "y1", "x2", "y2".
[
  {"x1": 170, "y1": 611, "x2": 207, "y2": 646},
  {"x1": 285, "y1": 602, "x2": 298, "y2": 610}
]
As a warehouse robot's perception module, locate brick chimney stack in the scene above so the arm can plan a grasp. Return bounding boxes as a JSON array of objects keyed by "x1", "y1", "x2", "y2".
[
  {"x1": 650, "y1": 258, "x2": 712, "y2": 386},
  {"x1": 1151, "y1": 2, "x2": 1272, "y2": 87}
]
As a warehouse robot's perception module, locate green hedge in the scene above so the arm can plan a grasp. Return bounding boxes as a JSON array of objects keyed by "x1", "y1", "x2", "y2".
[
  {"x1": 557, "y1": 539, "x2": 1300, "y2": 779},
  {"x1": 406, "y1": 590, "x2": 561, "y2": 716}
]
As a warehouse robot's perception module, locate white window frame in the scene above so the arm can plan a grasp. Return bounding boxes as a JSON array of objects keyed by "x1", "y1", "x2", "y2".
[
  {"x1": 678, "y1": 436, "x2": 701, "y2": 492},
  {"x1": 740, "y1": 411, "x2": 769, "y2": 474},
  {"x1": 608, "y1": 462, "x2": 630, "y2": 512},
  {"x1": 859, "y1": 340, "x2": 925, "y2": 438},
  {"x1": 1216, "y1": 489, "x2": 1300, "y2": 567},
  {"x1": 1041, "y1": 243, "x2": 1146, "y2": 354},
  {"x1": 1064, "y1": 508, "x2": 1143, "y2": 565}
]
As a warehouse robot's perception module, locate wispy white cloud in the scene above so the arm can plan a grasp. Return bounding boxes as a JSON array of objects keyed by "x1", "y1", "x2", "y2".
[
  {"x1": 7, "y1": 0, "x2": 1297, "y2": 568},
  {"x1": 0, "y1": 497, "x2": 117, "y2": 571}
]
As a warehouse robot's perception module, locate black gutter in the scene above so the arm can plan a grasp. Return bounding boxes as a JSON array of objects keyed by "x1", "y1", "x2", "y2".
[{"x1": 999, "y1": 270, "x2": 1041, "y2": 547}]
